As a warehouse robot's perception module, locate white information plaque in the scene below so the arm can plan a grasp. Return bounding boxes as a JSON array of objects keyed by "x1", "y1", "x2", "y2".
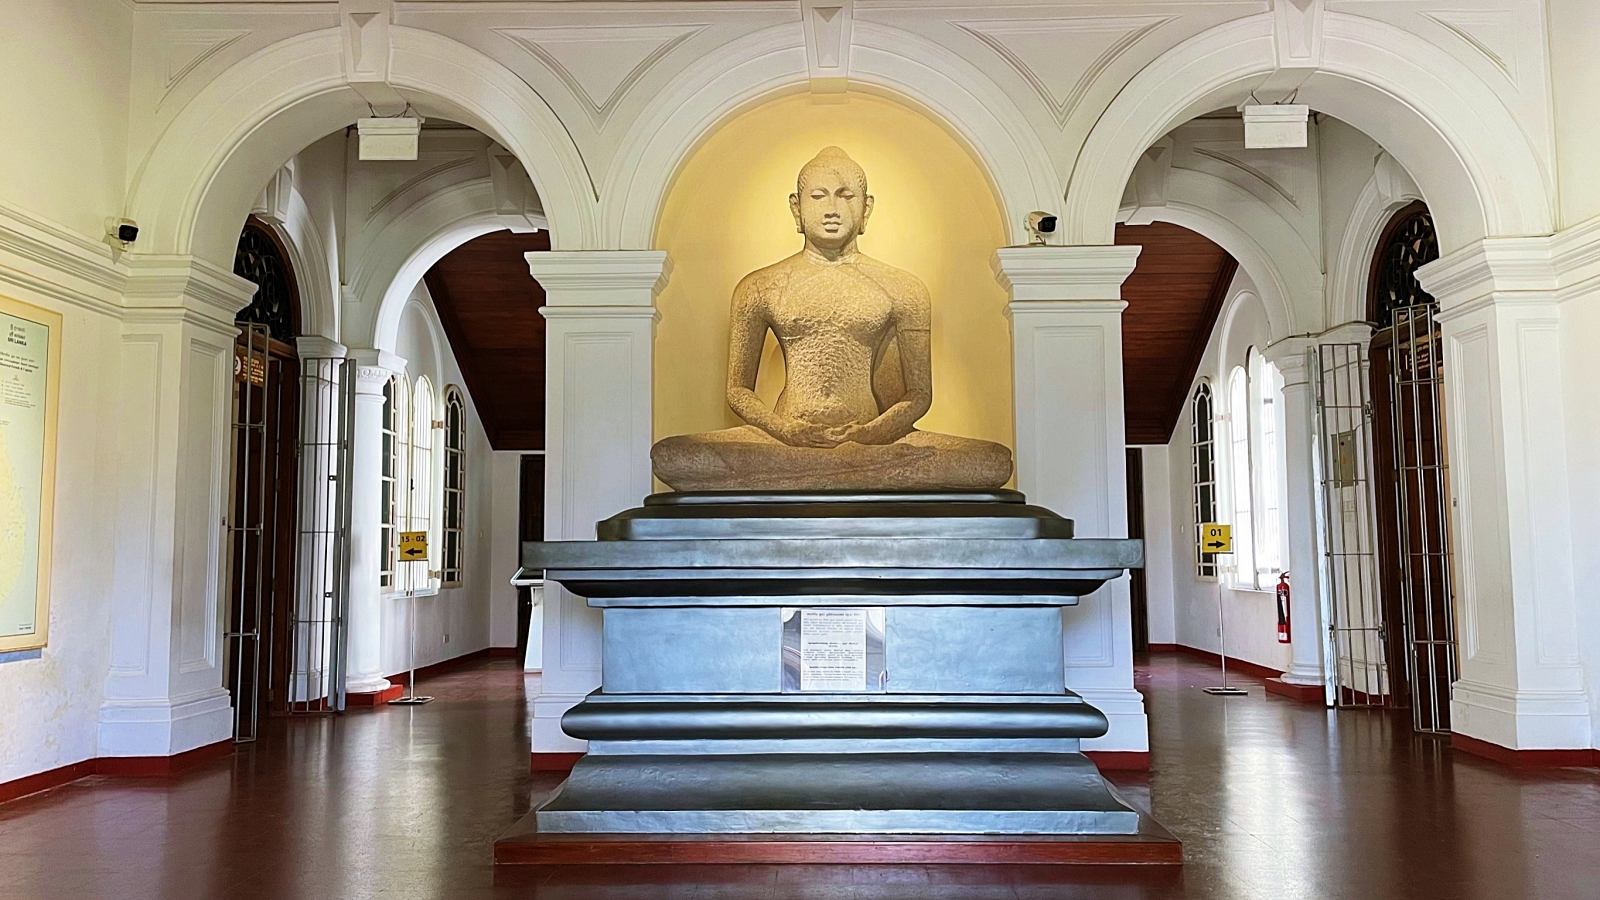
[
  {"x1": 781, "y1": 607, "x2": 886, "y2": 692},
  {"x1": 0, "y1": 295, "x2": 60, "y2": 653},
  {"x1": 799, "y1": 609, "x2": 867, "y2": 691}
]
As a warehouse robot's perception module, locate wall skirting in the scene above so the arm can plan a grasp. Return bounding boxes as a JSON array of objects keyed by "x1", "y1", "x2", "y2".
[
  {"x1": 0, "y1": 740, "x2": 235, "y2": 806},
  {"x1": 1451, "y1": 733, "x2": 1600, "y2": 769}
]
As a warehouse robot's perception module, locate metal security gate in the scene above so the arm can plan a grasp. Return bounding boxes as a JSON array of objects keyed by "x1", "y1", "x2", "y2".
[
  {"x1": 225, "y1": 325, "x2": 296, "y2": 742},
  {"x1": 1316, "y1": 342, "x2": 1392, "y2": 708},
  {"x1": 288, "y1": 357, "x2": 356, "y2": 714},
  {"x1": 1384, "y1": 305, "x2": 1458, "y2": 734}
]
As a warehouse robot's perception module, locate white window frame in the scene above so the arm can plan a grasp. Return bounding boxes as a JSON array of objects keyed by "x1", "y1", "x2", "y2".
[
  {"x1": 394, "y1": 376, "x2": 440, "y2": 596},
  {"x1": 379, "y1": 375, "x2": 405, "y2": 590},
  {"x1": 1251, "y1": 354, "x2": 1286, "y2": 589},
  {"x1": 1225, "y1": 364, "x2": 1257, "y2": 589}
]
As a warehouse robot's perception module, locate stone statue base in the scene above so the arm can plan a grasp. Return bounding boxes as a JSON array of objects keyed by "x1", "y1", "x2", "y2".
[
  {"x1": 651, "y1": 427, "x2": 1013, "y2": 492},
  {"x1": 495, "y1": 491, "x2": 1178, "y2": 864}
]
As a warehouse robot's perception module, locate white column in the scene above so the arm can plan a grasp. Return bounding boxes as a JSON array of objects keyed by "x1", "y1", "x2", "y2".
[
  {"x1": 1263, "y1": 338, "x2": 1326, "y2": 688},
  {"x1": 994, "y1": 245, "x2": 1148, "y2": 753},
  {"x1": 100, "y1": 257, "x2": 256, "y2": 757},
  {"x1": 344, "y1": 352, "x2": 406, "y2": 696},
  {"x1": 526, "y1": 250, "x2": 669, "y2": 753},
  {"x1": 1418, "y1": 240, "x2": 1591, "y2": 750}
]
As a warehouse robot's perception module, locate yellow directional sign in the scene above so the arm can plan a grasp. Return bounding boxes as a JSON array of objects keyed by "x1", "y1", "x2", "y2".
[
  {"x1": 1201, "y1": 523, "x2": 1232, "y2": 554},
  {"x1": 399, "y1": 530, "x2": 429, "y2": 561}
]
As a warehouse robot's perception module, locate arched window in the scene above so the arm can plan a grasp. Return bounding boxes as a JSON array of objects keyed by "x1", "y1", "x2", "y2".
[
  {"x1": 231, "y1": 217, "x2": 300, "y2": 344},
  {"x1": 1227, "y1": 365, "x2": 1256, "y2": 586},
  {"x1": 398, "y1": 377, "x2": 437, "y2": 593},
  {"x1": 379, "y1": 375, "x2": 406, "y2": 590},
  {"x1": 1252, "y1": 354, "x2": 1285, "y2": 587},
  {"x1": 1191, "y1": 382, "x2": 1218, "y2": 579},
  {"x1": 441, "y1": 387, "x2": 467, "y2": 587},
  {"x1": 1368, "y1": 201, "x2": 1439, "y2": 327}
]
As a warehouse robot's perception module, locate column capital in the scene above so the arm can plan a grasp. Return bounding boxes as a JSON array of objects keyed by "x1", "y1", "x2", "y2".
[
  {"x1": 346, "y1": 348, "x2": 407, "y2": 396},
  {"x1": 992, "y1": 245, "x2": 1142, "y2": 302},
  {"x1": 1262, "y1": 336, "x2": 1314, "y2": 387},
  {"x1": 1418, "y1": 237, "x2": 1557, "y2": 321},
  {"x1": 121, "y1": 254, "x2": 258, "y2": 333},
  {"x1": 295, "y1": 335, "x2": 347, "y2": 359},
  {"x1": 526, "y1": 250, "x2": 671, "y2": 300}
]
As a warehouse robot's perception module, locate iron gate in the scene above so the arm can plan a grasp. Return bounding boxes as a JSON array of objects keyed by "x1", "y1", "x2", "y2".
[
  {"x1": 289, "y1": 356, "x2": 356, "y2": 714},
  {"x1": 1316, "y1": 342, "x2": 1392, "y2": 708},
  {"x1": 1386, "y1": 305, "x2": 1458, "y2": 734}
]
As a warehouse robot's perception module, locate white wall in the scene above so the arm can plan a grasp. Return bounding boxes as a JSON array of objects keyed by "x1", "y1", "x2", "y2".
[
  {"x1": 0, "y1": 0, "x2": 131, "y2": 241},
  {"x1": 1138, "y1": 445, "x2": 1177, "y2": 647},
  {"x1": 380, "y1": 285, "x2": 498, "y2": 677},
  {"x1": 489, "y1": 451, "x2": 524, "y2": 651},
  {"x1": 1162, "y1": 273, "x2": 1294, "y2": 674}
]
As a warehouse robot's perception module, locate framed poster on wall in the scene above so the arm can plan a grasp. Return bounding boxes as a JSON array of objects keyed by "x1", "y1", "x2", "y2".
[{"x1": 0, "y1": 294, "x2": 60, "y2": 653}]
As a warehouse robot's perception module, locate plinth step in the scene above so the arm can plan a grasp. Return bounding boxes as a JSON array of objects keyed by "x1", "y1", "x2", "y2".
[{"x1": 493, "y1": 820, "x2": 1182, "y2": 866}]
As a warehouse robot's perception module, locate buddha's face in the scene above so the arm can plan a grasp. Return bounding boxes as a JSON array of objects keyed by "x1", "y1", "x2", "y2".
[{"x1": 790, "y1": 166, "x2": 873, "y2": 254}]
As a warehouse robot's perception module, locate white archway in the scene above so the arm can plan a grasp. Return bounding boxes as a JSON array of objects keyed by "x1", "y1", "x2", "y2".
[
  {"x1": 603, "y1": 21, "x2": 1062, "y2": 249},
  {"x1": 125, "y1": 26, "x2": 595, "y2": 270},
  {"x1": 1065, "y1": 12, "x2": 1552, "y2": 253},
  {"x1": 1328, "y1": 161, "x2": 1425, "y2": 328}
]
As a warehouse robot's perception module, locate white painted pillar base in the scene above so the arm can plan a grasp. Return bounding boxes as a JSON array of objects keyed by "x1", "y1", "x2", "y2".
[
  {"x1": 527, "y1": 251, "x2": 668, "y2": 753},
  {"x1": 1419, "y1": 241, "x2": 1592, "y2": 750},
  {"x1": 344, "y1": 352, "x2": 405, "y2": 696},
  {"x1": 994, "y1": 246, "x2": 1148, "y2": 753},
  {"x1": 100, "y1": 257, "x2": 257, "y2": 757},
  {"x1": 1263, "y1": 338, "x2": 1326, "y2": 688}
]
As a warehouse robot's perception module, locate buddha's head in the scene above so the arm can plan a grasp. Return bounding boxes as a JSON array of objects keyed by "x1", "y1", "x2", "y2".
[{"x1": 791, "y1": 146, "x2": 873, "y2": 255}]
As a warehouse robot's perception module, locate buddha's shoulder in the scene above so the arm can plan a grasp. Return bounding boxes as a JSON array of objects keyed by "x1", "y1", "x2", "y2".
[
  {"x1": 855, "y1": 255, "x2": 929, "y2": 300},
  {"x1": 734, "y1": 254, "x2": 805, "y2": 296}
]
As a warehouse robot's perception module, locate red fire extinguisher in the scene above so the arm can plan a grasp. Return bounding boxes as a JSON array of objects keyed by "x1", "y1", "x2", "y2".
[{"x1": 1276, "y1": 572, "x2": 1292, "y2": 644}]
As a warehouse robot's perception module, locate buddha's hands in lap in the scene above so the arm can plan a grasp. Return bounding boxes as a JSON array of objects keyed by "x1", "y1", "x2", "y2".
[{"x1": 770, "y1": 418, "x2": 844, "y2": 448}]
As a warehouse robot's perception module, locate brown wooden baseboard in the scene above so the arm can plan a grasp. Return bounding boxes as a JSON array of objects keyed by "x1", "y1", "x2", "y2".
[
  {"x1": 1084, "y1": 750, "x2": 1150, "y2": 771},
  {"x1": 488, "y1": 647, "x2": 521, "y2": 658},
  {"x1": 1264, "y1": 677, "x2": 1325, "y2": 704},
  {"x1": 2, "y1": 738, "x2": 237, "y2": 804},
  {"x1": 494, "y1": 815, "x2": 1182, "y2": 866},
  {"x1": 0, "y1": 760, "x2": 96, "y2": 806},
  {"x1": 1153, "y1": 644, "x2": 1284, "y2": 681},
  {"x1": 385, "y1": 646, "x2": 494, "y2": 685},
  {"x1": 347, "y1": 684, "x2": 405, "y2": 707},
  {"x1": 1451, "y1": 732, "x2": 1600, "y2": 769},
  {"x1": 94, "y1": 738, "x2": 235, "y2": 777},
  {"x1": 531, "y1": 752, "x2": 585, "y2": 772}
]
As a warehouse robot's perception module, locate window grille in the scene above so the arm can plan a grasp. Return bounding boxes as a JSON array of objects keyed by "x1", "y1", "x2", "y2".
[
  {"x1": 442, "y1": 387, "x2": 466, "y2": 586},
  {"x1": 1191, "y1": 382, "x2": 1218, "y2": 579}
]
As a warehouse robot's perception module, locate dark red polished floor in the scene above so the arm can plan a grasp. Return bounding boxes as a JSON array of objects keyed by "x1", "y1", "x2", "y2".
[{"x1": 1, "y1": 653, "x2": 1597, "y2": 899}]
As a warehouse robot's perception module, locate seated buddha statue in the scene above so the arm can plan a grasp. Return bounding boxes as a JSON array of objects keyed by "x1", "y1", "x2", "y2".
[{"x1": 651, "y1": 146, "x2": 1013, "y2": 492}]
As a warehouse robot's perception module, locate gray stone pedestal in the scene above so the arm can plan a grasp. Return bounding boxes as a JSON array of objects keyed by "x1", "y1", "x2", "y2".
[{"x1": 497, "y1": 491, "x2": 1179, "y2": 864}]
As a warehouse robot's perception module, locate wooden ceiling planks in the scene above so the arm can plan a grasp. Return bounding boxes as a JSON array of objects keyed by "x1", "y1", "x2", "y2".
[
  {"x1": 1116, "y1": 222, "x2": 1238, "y2": 446},
  {"x1": 421, "y1": 229, "x2": 550, "y2": 451}
]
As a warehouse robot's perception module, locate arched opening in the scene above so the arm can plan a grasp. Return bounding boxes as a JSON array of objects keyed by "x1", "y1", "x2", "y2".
[
  {"x1": 1365, "y1": 202, "x2": 1457, "y2": 734},
  {"x1": 224, "y1": 216, "x2": 304, "y2": 739}
]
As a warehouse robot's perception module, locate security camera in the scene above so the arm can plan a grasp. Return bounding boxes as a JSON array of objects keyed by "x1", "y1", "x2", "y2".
[
  {"x1": 1025, "y1": 211, "x2": 1057, "y2": 246},
  {"x1": 106, "y1": 218, "x2": 139, "y2": 244}
]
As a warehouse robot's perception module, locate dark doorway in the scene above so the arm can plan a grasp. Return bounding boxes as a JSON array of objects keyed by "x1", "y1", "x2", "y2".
[
  {"x1": 1126, "y1": 448, "x2": 1149, "y2": 653},
  {"x1": 225, "y1": 217, "x2": 303, "y2": 741},
  {"x1": 515, "y1": 453, "x2": 546, "y2": 664}
]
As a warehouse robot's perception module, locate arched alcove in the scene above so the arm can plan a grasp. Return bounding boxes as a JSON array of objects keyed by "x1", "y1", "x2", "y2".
[{"x1": 649, "y1": 92, "x2": 1014, "y2": 455}]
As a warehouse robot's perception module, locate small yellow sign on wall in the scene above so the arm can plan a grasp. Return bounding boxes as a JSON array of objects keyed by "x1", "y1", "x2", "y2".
[
  {"x1": 399, "y1": 531, "x2": 429, "y2": 561},
  {"x1": 1201, "y1": 523, "x2": 1232, "y2": 553}
]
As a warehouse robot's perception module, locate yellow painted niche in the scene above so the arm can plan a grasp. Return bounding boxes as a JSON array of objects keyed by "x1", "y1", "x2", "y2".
[{"x1": 652, "y1": 92, "x2": 1015, "y2": 464}]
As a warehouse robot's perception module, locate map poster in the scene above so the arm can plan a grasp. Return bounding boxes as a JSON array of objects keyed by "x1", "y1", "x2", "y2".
[{"x1": 0, "y1": 295, "x2": 61, "y2": 653}]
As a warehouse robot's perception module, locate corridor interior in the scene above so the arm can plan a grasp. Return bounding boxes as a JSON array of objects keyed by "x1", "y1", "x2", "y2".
[{"x1": 1, "y1": 652, "x2": 1596, "y2": 900}]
